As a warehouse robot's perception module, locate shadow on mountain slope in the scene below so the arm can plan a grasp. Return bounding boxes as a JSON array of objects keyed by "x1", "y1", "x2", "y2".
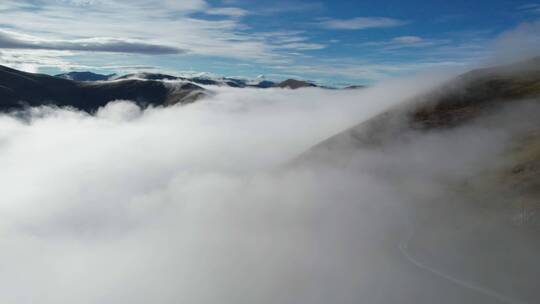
[{"x1": 0, "y1": 65, "x2": 207, "y2": 112}]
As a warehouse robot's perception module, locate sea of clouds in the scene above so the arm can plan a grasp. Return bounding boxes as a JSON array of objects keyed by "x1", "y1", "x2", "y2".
[{"x1": 1, "y1": 70, "x2": 538, "y2": 303}]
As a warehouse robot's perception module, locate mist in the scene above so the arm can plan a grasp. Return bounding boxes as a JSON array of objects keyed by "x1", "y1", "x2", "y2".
[{"x1": 0, "y1": 71, "x2": 538, "y2": 304}]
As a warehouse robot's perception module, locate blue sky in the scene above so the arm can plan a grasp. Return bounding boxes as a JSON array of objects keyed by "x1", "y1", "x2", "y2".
[{"x1": 0, "y1": 0, "x2": 539, "y2": 85}]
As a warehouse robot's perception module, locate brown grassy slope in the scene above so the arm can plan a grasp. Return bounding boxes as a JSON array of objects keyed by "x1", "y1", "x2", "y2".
[{"x1": 307, "y1": 57, "x2": 540, "y2": 154}]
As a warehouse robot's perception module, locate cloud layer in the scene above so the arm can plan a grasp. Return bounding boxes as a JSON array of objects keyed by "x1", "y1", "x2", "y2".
[
  {"x1": 0, "y1": 30, "x2": 184, "y2": 55},
  {"x1": 0, "y1": 0, "x2": 320, "y2": 64},
  {"x1": 316, "y1": 17, "x2": 407, "y2": 30},
  {"x1": 0, "y1": 78, "x2": 452, "y2": 304},
  {"x1": 2, "y1": 72, "x2": 538, "y2": 303}
]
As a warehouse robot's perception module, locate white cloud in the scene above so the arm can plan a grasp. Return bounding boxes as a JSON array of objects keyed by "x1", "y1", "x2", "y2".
[
  {"x1": 0, "y1": 72, "x2": 532, "y2": 303},
  {"x1": 316, "y1": 17, "x2": 407, "y2": 30},
  {"x1": 358, "y1": 36, "x2": 450, "y2": 53},
  {"x1": 517, "y1": 3, "x2": 540, "y2": 13},
  {"x1": 277, "y1": 59, "x2": 466, "y2": 84},
  {"x1": 0, "y1": 29, "x2": 184, "y2": 55},
  {"x1": 274, "y1": 42, "x2": 326, "y2": 51},
  {"x1": 0, "y1": 49, "x2": 75, "y2": 72},
  {"x1": 0, "y1": 0, "x2": 330, "y2": 70},
  {"x1": 490, "y1": 19, "x2": 540, "y2": 64},
  {"x1": 206, "y1": 7, "x2": 249, "y2": 18},
  {"x1": 255, "y1": 2, "x2": 325, "y2": 15},
  {"x1": 0, "y1": 1, "x2": 273, "y2": 60},
  {"x1": 1, "y1": 1, "x2": 533, "y2": 83},
  {"x1": 0, "y1": 78, "x2": 440, "y2": 303},
  {"x1": 392, "y1": 36, "x2": 424, "y2": 44},
  {"x1": 60, "y1": 0, "x2": 209, "y2": 12}
]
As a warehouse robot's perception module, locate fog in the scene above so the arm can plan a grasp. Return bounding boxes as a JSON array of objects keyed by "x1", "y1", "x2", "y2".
[
  {"x1": 0, "y1": 73, "x2": 538, "y2": 304},
  {"x1": 491, "y1": 20, "x2": 540, "y2": 65}
]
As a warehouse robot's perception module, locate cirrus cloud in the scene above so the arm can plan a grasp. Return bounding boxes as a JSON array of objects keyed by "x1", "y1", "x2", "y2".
[{"x1": 316, "y1": 17, "x2": 407, "y2": 30}]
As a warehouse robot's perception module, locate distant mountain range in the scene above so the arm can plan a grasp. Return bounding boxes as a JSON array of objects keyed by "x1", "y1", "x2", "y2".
[
  {"x1": 114, "y1": 72, "x2": 272, "y2": 88},
  {"x1": 0, "y1": 65, "x2": 356, "y2": 112},
  {"x1": 55, "y1": 70, "x2": 336, "y2": 89},
  {"x1": 113, "y1": 72, "x2": 322, "y2": 89}
]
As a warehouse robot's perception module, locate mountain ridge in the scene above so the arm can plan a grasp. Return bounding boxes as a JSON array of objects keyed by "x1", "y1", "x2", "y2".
[
  {"x1": 55, "y1": 71, "x2": 116, "y2": 81},
  {"x1": 0, "y1": 65, "x2": 207, "y2": 112},
  {"x1": 306, "y1": 56, "x2": 540, "y2": 155}
]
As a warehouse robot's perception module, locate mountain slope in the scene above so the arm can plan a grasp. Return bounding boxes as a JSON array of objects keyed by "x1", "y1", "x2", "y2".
[
  {"x1": 308, "y1": 57, "x2": 540, "y2": 154},
  {"x1": 0, "y1": 65, "x2": 207, "y2": 112},
  {"x1": 303, "y1": 56, "x2": 540, "y2": 229},
  {"x1": 300, "y1": 56, "x2": 540, "y2": 303}
]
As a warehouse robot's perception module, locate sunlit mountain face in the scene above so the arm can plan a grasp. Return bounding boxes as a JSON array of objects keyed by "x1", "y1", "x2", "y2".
[{"x1": 1, "y1": 1, "x2": 540, "y2": 304}]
